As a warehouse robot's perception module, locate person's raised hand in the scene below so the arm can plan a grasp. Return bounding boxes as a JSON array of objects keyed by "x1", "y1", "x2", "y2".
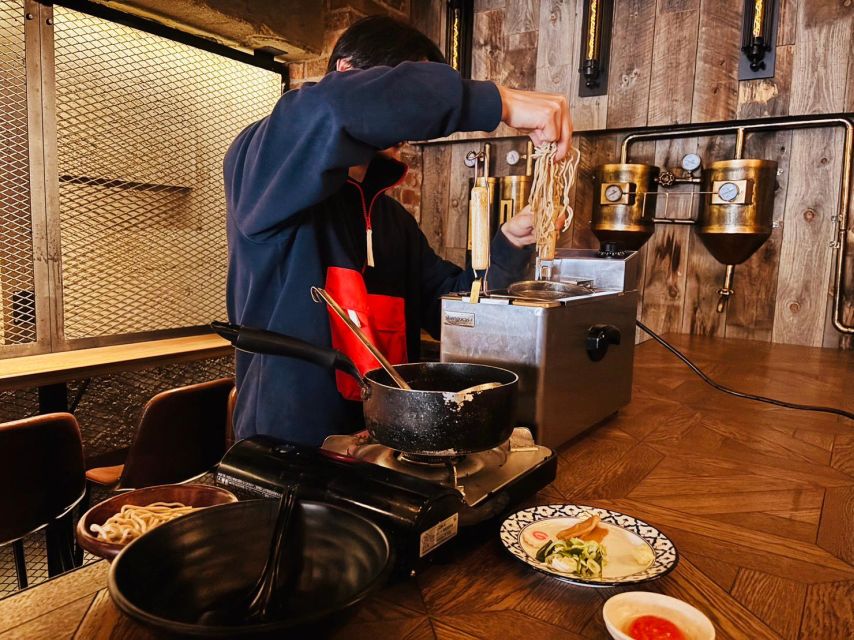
[
  {"x1": 501, "y1": 206, "x2": 569, "y2": 248},
  {"x1": 495, "y1": 86, "x2": 573, "y2": 160}
]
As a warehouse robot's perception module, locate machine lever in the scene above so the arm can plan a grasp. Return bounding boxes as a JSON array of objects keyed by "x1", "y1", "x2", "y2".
[{"x1": 586, "y1": 324, "x2": 621, "y2": 362}]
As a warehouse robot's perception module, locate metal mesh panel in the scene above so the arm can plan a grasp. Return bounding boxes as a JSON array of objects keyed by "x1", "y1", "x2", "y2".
[
  {"x1": 52, "y1": 7, "x2": 280, "y2": 340},
  {"x1": 0, "y1": 0, "x2": 36, "y2": 346}
]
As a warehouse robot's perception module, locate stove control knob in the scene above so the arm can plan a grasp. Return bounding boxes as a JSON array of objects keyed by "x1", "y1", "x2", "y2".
[{"x1": 586, "y1": 324, "x2": 621, "y2": 362}]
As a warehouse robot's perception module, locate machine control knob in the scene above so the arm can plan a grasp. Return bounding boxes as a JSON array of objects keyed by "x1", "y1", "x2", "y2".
[
  {"x1": 718, "y1": 181, "x2": 740, "y2": 202},
  {"x1": 604, "y1": 184, "x2": 624, "y2": 202},
  {"x1": 681, "y1": 153, "x2": 702, "y2": 173},
  {"x1": 586, "y1": 324, "x2": 621, "y2": 362}
]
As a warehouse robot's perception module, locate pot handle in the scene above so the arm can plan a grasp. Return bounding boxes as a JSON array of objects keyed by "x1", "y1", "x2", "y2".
[{"x1": 210, "y1": 321, "x2": 365, "y2": 386}]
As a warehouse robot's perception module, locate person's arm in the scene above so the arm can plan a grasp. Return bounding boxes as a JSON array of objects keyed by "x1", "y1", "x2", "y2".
[
  {"x1": 418, "y1": 228, "x2": 532, "y2": 338},
  {"x1": 225, "y1": 62, "x2": 501, "y2": 239}
]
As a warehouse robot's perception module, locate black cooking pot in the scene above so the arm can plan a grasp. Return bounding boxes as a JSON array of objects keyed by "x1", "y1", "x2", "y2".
[
  {"x1": 109, "y1": 499, "x2": 391, "y2": 638},
  {"x1": 211, "y1": 322, "x2": 518, "y2": 455}
]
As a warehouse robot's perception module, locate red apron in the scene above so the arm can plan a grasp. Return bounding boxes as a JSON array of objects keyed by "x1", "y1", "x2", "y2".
[{"x1": 324, "y1": 266, "x2": 407, "y2": 400}]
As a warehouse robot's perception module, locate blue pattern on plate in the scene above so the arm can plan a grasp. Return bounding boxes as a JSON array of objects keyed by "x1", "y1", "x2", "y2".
[{"x1": 499, "y1": 504, "x2": 679, "y2": 587}]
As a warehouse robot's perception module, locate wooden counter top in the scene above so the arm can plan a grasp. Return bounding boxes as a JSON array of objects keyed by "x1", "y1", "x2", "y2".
[
  {"x1": 1, "y1": 334, "x2": 852, "y2": 639},
  {"x1": 0, "y1": 334, "x2": 233, "y2": 391}
]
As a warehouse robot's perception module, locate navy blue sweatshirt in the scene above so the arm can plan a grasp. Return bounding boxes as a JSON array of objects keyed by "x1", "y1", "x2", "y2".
[{"x1": 224, "y1": 62, "x2": 531, "y2": 445}]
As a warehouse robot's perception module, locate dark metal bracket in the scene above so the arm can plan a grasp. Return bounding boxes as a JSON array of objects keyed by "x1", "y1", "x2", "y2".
[
  {"x1": 739, "y1": 0, "x2": 780, "y2": 81},
  {"x1": 578, "y1": 0, "x2": 613, "y2": 97}
]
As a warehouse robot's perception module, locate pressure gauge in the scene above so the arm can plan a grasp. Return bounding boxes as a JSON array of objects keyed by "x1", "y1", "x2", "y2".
[
  {"x1": 718, "y1": 181, "x2": 740, "y2": 202},
  {"x1": 464, "y1": 150, "x2": 479, "y2": 168},
  {"x1": 681, "y1": 153, "x2": 701, "y2": 173},
  {"x1": 604, "y1": 184, "x2": 624, "y2": 202},
  {"x1": 506, "y1": 150, "x2": 521, "y2": 166}
]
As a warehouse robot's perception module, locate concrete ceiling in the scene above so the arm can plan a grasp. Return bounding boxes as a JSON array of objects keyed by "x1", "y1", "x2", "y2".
[{"x1": 92, "y1": 0, "x2": 327, "y2": 60}]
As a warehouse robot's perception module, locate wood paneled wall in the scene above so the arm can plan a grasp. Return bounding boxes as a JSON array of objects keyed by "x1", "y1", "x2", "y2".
[{"x1": 415, "y1": 0, "x2": 854, "y2": 349}]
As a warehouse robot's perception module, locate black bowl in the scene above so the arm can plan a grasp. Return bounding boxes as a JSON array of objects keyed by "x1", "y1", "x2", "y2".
[{"x1": 109, "y1": 499, "x2": 392, "y2": 638}]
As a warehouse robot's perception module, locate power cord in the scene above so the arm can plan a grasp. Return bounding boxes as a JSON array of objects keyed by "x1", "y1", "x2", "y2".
[{"x1": 635, "y1": 320, "x2": 854, "y2": 422}]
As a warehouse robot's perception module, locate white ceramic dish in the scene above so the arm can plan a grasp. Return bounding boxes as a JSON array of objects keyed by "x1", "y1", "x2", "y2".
[
  {"x1": 603, "y1": 591, "x2": 715, "y2": 640},
  {"x1": 500, "y1": 504, "x2": 678, "y2": 587}
]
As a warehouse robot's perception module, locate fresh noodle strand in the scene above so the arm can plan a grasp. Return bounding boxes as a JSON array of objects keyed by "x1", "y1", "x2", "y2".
[{"x1": 528, "y1": 143, "x2": 581, "y2": 262}]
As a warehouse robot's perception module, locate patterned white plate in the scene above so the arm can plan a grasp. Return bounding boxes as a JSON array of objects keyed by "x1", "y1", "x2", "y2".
[{"x1": 499, "y1": 504, "x2": 678, "y2": 587}]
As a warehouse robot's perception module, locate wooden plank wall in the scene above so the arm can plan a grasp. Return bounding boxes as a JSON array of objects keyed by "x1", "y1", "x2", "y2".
[{"x1": 415, "y1": 0, "x2": 854, "y2": 349}]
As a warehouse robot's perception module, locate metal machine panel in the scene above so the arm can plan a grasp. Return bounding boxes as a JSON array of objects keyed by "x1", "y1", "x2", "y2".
[
  {"x1": 441, "y1": 290, "x2": 637, "y2": 449},
  {"x1": 550, "y1": 249, "x2": 640, "y2": 292}
]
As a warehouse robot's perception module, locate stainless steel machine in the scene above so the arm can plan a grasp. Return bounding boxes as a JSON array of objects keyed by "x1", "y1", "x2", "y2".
[{"x1": 440, "y1": 248, "x2": 640, "y2": 449}]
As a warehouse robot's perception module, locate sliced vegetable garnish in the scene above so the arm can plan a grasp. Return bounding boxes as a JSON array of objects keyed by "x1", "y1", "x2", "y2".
[{"x1": 535, "y1": 537, "x2": 607, "y2": 578}]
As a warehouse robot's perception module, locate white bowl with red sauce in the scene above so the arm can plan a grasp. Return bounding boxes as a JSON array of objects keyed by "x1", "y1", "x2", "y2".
[{"x1": 603, "y1": 592, "x2": 715, "y2": 640}]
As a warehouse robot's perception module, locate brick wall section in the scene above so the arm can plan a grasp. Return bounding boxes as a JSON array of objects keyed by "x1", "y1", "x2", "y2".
[
  {"x1": 287, "y1": 2, "x2": 422, "y2": 222},
  {"x1": 388, "y1": 143, "x2": 422, "y2": 221}
]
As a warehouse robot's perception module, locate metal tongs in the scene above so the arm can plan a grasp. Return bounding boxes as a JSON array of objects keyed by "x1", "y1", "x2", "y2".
[{"x1": 310, "y1": 287, "x2": 411, "y2": 390}]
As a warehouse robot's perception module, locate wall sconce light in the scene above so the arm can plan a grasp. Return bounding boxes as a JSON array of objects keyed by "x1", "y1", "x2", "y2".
[
  {"x1": 739, "y1": 0, "x2": 779, "y2": 80},
  {"x1": 578, "y1": 0, "x2": 613, "y2": 97},
  {"x1": 445, "y1": 0, "x2": 473, "y2": 79}
]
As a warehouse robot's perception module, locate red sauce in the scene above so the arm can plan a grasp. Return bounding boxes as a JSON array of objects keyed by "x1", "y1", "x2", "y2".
[{"x1": 627, "y1": 615, "x2": 686, "y2": 640}]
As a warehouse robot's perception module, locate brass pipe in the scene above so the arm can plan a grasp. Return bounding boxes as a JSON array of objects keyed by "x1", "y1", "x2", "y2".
[
  {"x1": 833, "y1": 119, "x2": 853, "y2": 334},
  {"x1": 653, "y1": 219, "x2": 696, "y2": 225},
  {"x1": 734, "y1": 127, "x2": 746, "y2": 159},
  {"x1": 717, "y1": 264, "x2": 736, "y2": 313},
  {"x1": 620, "y1": 115, "x2": 854, "y2": 334}
]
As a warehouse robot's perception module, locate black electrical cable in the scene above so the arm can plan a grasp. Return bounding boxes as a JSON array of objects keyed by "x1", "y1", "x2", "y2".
[{"x1": 635, "y1": 319, "x2": 854, "y2": 422}]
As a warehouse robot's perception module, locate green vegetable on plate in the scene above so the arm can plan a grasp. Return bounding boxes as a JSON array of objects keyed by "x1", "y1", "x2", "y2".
[{"x1": 536, "y1": 537, "x2": 607, "y2": 578}]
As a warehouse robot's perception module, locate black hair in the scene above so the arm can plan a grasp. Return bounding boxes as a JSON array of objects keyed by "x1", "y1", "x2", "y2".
[{"x1": 326, "y1": 15, "x2": 445, "y2": 74}]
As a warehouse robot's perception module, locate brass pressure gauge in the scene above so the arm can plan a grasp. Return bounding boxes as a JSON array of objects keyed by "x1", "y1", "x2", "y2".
[
  {"x1": 681, "y1": 153, "x2": 702, "y2": 173},
  {"x1": 711, "y1": 179, "x2": 752, "y2": 205},
  {"x1": 599, "y1": 182, "x2": 633, "y2": 205},
  {"x1": 717, "y1": 181, "x2": 740, "y2": 202},
  {"x1": 604, "y1": 184, "x2": 624, "y2": 202}
]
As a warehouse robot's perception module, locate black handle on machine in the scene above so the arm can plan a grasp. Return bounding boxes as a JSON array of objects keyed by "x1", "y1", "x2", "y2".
[
  {"x1": 586, "y1": 324, "x2": 621, "y2": 362},
  {"x1": 210, "y1": 321, "x2": 365, "y2": 385}
]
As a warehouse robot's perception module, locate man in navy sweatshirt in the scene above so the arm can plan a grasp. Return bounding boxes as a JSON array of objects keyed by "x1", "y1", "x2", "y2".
[{"x1": 224, "y1": 16, "x2": 573, "y2": 446}]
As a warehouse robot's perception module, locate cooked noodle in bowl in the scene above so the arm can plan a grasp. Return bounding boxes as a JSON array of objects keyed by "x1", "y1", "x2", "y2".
[
  {"x1": 76, "y1": 484, "x2": 238, "y2": 560},
  {"x1": 90, "y1": 502, "x2": 198, "y2": 545}
]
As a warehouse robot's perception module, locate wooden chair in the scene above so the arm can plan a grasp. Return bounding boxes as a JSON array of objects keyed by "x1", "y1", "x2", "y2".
[
  {"x1": 85, "y1": 378, "x2": 234, "y2": 490},
  {"x1": 0, "y1": 413, "x2": 86, "y2": 589}
]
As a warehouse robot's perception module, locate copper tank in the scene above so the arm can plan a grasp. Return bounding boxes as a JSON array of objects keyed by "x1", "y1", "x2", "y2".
[
  {"x1": 697, "y1": 159, "x2": 777, "y2": 265},
  {"x1": 591, "y1": 163, "x2": 660, "y2": 250}
]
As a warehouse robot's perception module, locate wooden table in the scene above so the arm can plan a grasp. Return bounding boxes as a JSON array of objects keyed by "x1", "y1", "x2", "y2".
[
  {"x1": 0, "y1": 334, "x2": 233, "y2": 412},
  {"x1": 1, "y1": 334, "x2": 851, "y2": 639}
]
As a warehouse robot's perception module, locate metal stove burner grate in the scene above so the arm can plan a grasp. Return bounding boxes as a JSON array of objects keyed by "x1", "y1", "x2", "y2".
[
  {"x1": 398, "y1": 451, "x2": 465, "y2": 466},
  {"x1": 347, "y1": 444, "x2": 491, "y2": 482},
  {"x1": 321, "y1": 428, "x2": 554, "y2": 508}
]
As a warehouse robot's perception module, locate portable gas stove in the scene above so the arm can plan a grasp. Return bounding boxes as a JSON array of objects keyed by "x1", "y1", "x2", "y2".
[{"x1": 215, "y1": 428, "x2": 556, "y2": 572}]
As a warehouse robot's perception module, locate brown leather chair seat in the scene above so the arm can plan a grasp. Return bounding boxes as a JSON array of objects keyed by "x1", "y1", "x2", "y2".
[
  {"x1": 0, "y1": 413, "x2": 86, "y2": 589},
  {"x1": 85, "y1": 377, "x2": 234, "y2": 490}
]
